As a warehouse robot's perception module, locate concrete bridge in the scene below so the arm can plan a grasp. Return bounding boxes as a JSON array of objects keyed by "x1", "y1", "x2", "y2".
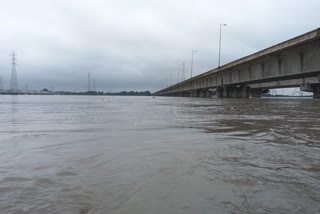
[{"x1": 154, "y1": 28, "x2": 320, "y2": 98}]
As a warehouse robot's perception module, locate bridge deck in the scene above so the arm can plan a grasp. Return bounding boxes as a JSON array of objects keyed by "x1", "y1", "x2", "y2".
[{"x1": 155, "y1": 28, "x2": 320, "y2": 95}]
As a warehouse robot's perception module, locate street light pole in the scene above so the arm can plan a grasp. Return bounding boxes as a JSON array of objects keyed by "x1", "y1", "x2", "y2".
[
  {"x1": 218, "y1": 24, "x2": 227, "y2": 68},
  {"x1": 191, "y1": 50, "x2": 197, "y2": 78},
  {"x1": 182, "y1": 61, "x2": 185, "y2": 81},
  {"x1": 178, "y1": 63, "x2": 180, "y2": 83}
]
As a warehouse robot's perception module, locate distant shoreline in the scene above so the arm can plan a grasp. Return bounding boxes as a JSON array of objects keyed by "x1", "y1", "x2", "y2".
[{"x1": 0, "y1": 90, "x2": 152, "y2": 96}]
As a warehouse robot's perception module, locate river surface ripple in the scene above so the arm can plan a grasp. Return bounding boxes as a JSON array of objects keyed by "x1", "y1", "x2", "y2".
[{"x1": 0, "y1": 95, "x2": 320, "y2": 214}]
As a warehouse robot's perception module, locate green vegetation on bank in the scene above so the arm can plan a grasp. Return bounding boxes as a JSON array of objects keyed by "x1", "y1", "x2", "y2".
[{"x1": 51, "y1": 90, "x2": 152, "y2": 96}]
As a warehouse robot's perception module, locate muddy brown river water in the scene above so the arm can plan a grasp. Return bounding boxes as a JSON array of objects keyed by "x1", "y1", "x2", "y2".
[{"x1": 0, "y1": 95, "x2": 319, "y2": 214}]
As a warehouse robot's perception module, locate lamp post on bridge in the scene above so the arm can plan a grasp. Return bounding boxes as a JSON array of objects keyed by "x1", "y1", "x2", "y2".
[
  {"x1": 182, "y1": 61, "x2": 185, "y2": 81},
  {"x1": 190, "y1": 50, "x2": 197, "y2": 79},
  {"x1": 178, "y1": 63, "x2": 181, "y2": 84},
  {"x1": 218, "y1": 23, "x2": 227, "y2": 68}
]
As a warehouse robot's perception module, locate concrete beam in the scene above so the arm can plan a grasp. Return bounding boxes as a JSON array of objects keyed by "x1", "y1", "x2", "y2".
[{"x1": 249, "y1": 76, "x2": 320, "y2": 89}]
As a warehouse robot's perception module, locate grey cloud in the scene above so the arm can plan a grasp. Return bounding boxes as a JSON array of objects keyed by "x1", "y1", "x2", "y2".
[{"x1": 0, "y1": 0, "x2": 319, "y2": 92}]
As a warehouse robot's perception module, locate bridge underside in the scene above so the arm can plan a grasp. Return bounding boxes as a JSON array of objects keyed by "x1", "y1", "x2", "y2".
[{"x1": 159, "y1": 75, "x2": 320, "y2": 99}]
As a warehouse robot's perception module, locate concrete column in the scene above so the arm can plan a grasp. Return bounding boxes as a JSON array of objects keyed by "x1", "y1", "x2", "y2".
[
  {"x1": 225, "y1": 86, "x2": 250, "y2": 98},
  {"x1": 201, "y1": 90, "x2": 208, "y2": 97},
  {"x1": 313, "y1": 85, "x2": 320, "y2": 99},
  {"x1": 250, "y1": 89, "x2": 262, "y2": 98},
  {"x1": 217, "y1": 87, "x2": 224, "y2": 98},
  {"x1": 206, "y1": 90, "x2": 213, "y2": 98},
  {"x1": 300, "y1": 84, "x2": 320, "y2": 99},
  {"x1": 223, "y1": 86, "x2": 229, "y2": 98},
  {"x1": 203, "y1": 90, "x2": 210, "y2": 97},
  {"x1": 239, "y1": 86, "x2": 250, "y2": 98},
  {"x1": 228, "y1": 87, "x2": 236, "y2": 98},
  {"x1": 191, "y1": 90, "x2": 200, "y2": 97}
]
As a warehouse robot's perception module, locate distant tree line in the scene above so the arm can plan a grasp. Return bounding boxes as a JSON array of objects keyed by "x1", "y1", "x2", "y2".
[
  {"x1": 47, "y1": 89, "x2": 152, "y2": 96},
  {"x1": 117, "y1": 91, "x2": 151, "y2": 96}
]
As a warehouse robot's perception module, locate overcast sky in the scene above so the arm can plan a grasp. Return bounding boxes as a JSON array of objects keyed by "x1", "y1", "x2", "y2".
[{"x1": 0, "y1": 0, "x2": 319, "y2": 92}]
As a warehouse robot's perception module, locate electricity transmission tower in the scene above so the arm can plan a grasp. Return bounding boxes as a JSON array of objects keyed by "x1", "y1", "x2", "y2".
[
  {"x1": 182, "y1": 61, "x2": 185, "y2": 81},
  {"x1": 88, "y1": 72, "x2": 91, "y2": 91},
  {"x1": 92, "y1": 79, "x2": 96, "y2": 91},
  {"x1": 0, "y1": 76, "x2": 3, "y2": 92},
  {"x1": 10, "y1": 51, "x2": 19, "y2": 92}
]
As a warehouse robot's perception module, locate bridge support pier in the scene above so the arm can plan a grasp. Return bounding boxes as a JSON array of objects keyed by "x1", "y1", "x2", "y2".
[
  {"x1": 228, "y1": 86, "x2": 250, "y2": 98},
  {"x1": 250, "y1": 89, "x2": 262, "y2": 98},
  {"x1": 301, "y1": 84, "x2": 320, "y2": 99},
  {"x1": 206, "y1": 89, "x2": 214, "y2": 98},
  {"x1": 240, "y1": 86, "x2": 250, "y2": 98},
  {"x1": 216, "y1": 87, "x2": 224, "y2": 98},
  {"x1": 181, "y1": 91, "x2": 189, "y2": 97},
  {"x1": 190, "y1": 90, "x2": 199, "y2": 97},
  {"x1": 222, "y1": 87, "x2": 229, "y2": 98},
  {"x1": 197, "y1": 90, "x2": 210, "y2": 97},
  {"x1": 203, "y1": 90, "x2": 208, "y2": 97},
  {"x1": 216, "y1": 86, "x2": 250, "y2": 98},
  {"x1": 313, "y1": 85, "x2": 320, "y2": 99}
]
